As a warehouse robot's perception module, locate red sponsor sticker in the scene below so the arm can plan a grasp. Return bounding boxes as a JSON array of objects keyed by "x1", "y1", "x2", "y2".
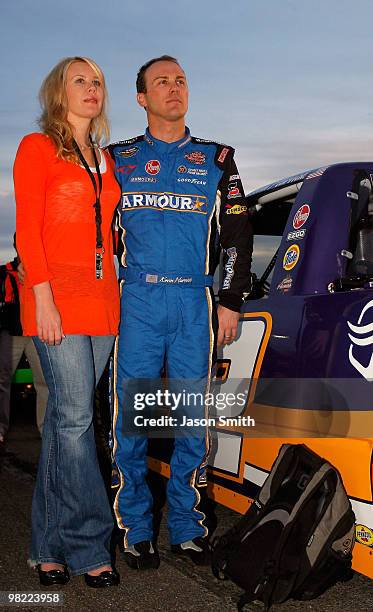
[
  {"x1": 228, "y1": 183, "x2": 240, "y2": 197},
  {"x1": 116, "y1": 165, "x2": 136, "y2": 174},
  {"x1": 145, "y1": 160, "x2": 161, "y2": 175},
  {"x1": 293, "y1": 204, "x2": 310, "y2": 229},
  {"x1": 184, "y1": 151, "x2": 206, "y2": 165},
  {"x1": 218, "y1": 147, "x2": 229, "y2": 163}
]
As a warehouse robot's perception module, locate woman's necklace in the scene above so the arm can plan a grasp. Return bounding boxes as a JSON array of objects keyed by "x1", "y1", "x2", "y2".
[{"x1": 76, "y1": 141, "x2": 93, "y2": 151}]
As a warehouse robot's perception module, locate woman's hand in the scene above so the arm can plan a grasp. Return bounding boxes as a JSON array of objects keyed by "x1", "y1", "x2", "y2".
[
  {"x1": 17, "y1": 261, "x2": 25, "y2": 284},
  {"x1": 33, "y1": 282, "x2": 65, "y2": 345}
]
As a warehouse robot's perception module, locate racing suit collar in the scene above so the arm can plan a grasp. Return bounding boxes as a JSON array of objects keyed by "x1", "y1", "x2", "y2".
[{"x1": 144, "y1": 127, "x2": 191, "y2": 152}]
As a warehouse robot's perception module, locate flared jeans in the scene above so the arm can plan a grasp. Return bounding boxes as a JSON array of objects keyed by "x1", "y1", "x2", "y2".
[{"x1": 30, "y1": 335, "x2": 114, "y2": 575}]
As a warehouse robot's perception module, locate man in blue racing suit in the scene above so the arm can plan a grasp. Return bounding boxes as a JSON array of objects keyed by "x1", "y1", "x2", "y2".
[{"x1": 109, "y1": 55, "x2": 253, "y2": 569}]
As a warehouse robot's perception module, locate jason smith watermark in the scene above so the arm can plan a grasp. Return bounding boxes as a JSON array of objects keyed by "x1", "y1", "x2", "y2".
[{"x1": 133, "y1": 414, "x2": 256, "y2": 427}]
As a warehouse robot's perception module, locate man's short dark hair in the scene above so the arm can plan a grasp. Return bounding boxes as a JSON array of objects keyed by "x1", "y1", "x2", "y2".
[{"x1": 136, "y1": 55, "x2": 180, "y2": 93}]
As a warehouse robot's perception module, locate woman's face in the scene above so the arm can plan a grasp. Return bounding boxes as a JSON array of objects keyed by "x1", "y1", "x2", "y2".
[{"x1": 65, "y1": 61, "x2": 104, "y2": 123}]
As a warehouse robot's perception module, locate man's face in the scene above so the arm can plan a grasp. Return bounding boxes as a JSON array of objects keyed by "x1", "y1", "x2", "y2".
[{"x1": 137, "y1": 60, "x2": 189, "y2": 123}]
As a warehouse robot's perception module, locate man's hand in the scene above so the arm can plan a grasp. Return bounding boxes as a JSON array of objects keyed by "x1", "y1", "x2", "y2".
[
  {"x1": 217, "y1": 305, "x2": 240, "y2": 346},
  {"x1": 17, "y1": 261, "x2": 25, "y2": 284}
]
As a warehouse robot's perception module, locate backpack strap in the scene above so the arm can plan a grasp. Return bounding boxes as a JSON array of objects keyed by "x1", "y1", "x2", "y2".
[
  {"x1": 0, "y1": 265, "x2": 7, "y2": 302},
  {"x1": 237, "y1": 585, "x2": 272, "y2": 612},
  {"x1": 211, "y1": 532, "x2": 243, "y2": 580},
  {"x1": 237, "y1": 560, "x2": 277, "y2": 611},
  {"x1": 6, "y1": 271, "x2": 19, "y2": 303}
]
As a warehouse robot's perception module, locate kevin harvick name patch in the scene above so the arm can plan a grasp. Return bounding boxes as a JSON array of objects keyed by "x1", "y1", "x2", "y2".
[{"x1": 121, "y1": 192, "x2": 207, "y2": 213}]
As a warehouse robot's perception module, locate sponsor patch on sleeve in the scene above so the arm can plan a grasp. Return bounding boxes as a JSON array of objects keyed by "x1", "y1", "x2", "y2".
[
  {"x1": 227, "y1": 182, "x2": 242, "y2": 199},
  {"x1": 222, "y1": 247, "x2": 237, "y2": 289},
  {"x1": 218, "y1": 147, "x2": 229, "y2": 163},
  {"x1": 225, "y1": 204, "x2": 247, "y2": 215}
]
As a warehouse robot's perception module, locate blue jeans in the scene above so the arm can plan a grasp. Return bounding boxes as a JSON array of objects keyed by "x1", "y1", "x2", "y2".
[{"x1": 30, "y1": 335, "x2": 115, "y2": 575}]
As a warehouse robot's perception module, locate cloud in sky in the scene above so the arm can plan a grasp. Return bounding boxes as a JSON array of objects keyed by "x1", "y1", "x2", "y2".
[{"x1": 2, "y1": 0, "x2": 373, "y2": 261}]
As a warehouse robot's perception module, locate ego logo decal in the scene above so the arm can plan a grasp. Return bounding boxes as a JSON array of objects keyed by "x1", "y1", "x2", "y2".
[
  {"x1": 145, "y1": 160, "x2": 161, "y2": 175},
  {"x1": 293, "y1": 204, "x2": 310, "y2": 229},
  {"x1": 177, "y1": 165, "x2": 187, "y2": 173},
  {"x1": 287, "y1": 229, "x2": 306, "y2": 241},
  {"x1": 283, "y1": 244, "x2": 300, "y2": 271}
]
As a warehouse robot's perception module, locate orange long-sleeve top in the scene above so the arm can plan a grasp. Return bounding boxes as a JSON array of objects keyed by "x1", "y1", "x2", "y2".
[{"x1": 13, "y1": 132, "x2": 121, "y2": 336}]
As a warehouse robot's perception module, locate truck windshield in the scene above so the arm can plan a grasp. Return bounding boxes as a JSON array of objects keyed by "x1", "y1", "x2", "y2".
[{"x1": 248, "y1": 198, "x2": 293, "y2": 293}]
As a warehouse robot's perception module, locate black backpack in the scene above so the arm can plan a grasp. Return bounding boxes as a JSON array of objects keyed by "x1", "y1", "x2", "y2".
[{"x1": 211, "y1": 444, "x2": 355, "y2": 611}]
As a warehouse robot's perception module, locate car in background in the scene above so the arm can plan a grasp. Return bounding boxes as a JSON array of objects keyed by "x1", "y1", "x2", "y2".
[{"x1": 11, "y1": 353, "x2": 35, "y2": 404}]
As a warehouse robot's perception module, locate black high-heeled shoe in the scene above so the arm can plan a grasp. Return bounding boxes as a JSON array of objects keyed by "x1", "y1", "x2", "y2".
[
  {"x1": 84, "y1": 569, "x2": 120, "y2": 588},
  {"x1": 38, "y1": 565, "x2": 70, "y2": 586}
]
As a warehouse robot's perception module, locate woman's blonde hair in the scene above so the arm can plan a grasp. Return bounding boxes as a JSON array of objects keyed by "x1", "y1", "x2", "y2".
[{"x1": 38, "y1": 56, "x2": 110, "y2": 163}]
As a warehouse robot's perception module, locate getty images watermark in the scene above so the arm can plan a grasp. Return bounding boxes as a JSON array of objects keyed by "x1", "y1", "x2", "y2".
[{"x1": 131, "y1": 389, "x2": 256, "y2": 428}]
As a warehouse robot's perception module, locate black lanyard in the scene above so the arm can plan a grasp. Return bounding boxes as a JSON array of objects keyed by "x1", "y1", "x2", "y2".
[{"x1": 73, "y1": 137, "x2": 104, "y2": 279}]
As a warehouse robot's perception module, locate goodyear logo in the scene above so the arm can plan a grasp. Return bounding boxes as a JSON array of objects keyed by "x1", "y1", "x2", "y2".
[
  {"x1": 226, "y1": 205, "x2": 247, "y2": 215},
  {"x1": 121, "y1": 192, "x2": 207, "y2": 213},
  {"x1": 283, "y1": 244, "x2": 300, "y2": 271}
]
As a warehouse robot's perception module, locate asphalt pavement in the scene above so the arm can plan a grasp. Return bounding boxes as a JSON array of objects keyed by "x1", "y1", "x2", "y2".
[{"x1": 0, "y1": 405, "x2": 372, "y2": 612}]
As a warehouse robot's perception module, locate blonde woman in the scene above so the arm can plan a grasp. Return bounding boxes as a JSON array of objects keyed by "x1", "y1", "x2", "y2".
[{"x1": 14, "y1": 57, "x2": 120, "y2": 587}]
